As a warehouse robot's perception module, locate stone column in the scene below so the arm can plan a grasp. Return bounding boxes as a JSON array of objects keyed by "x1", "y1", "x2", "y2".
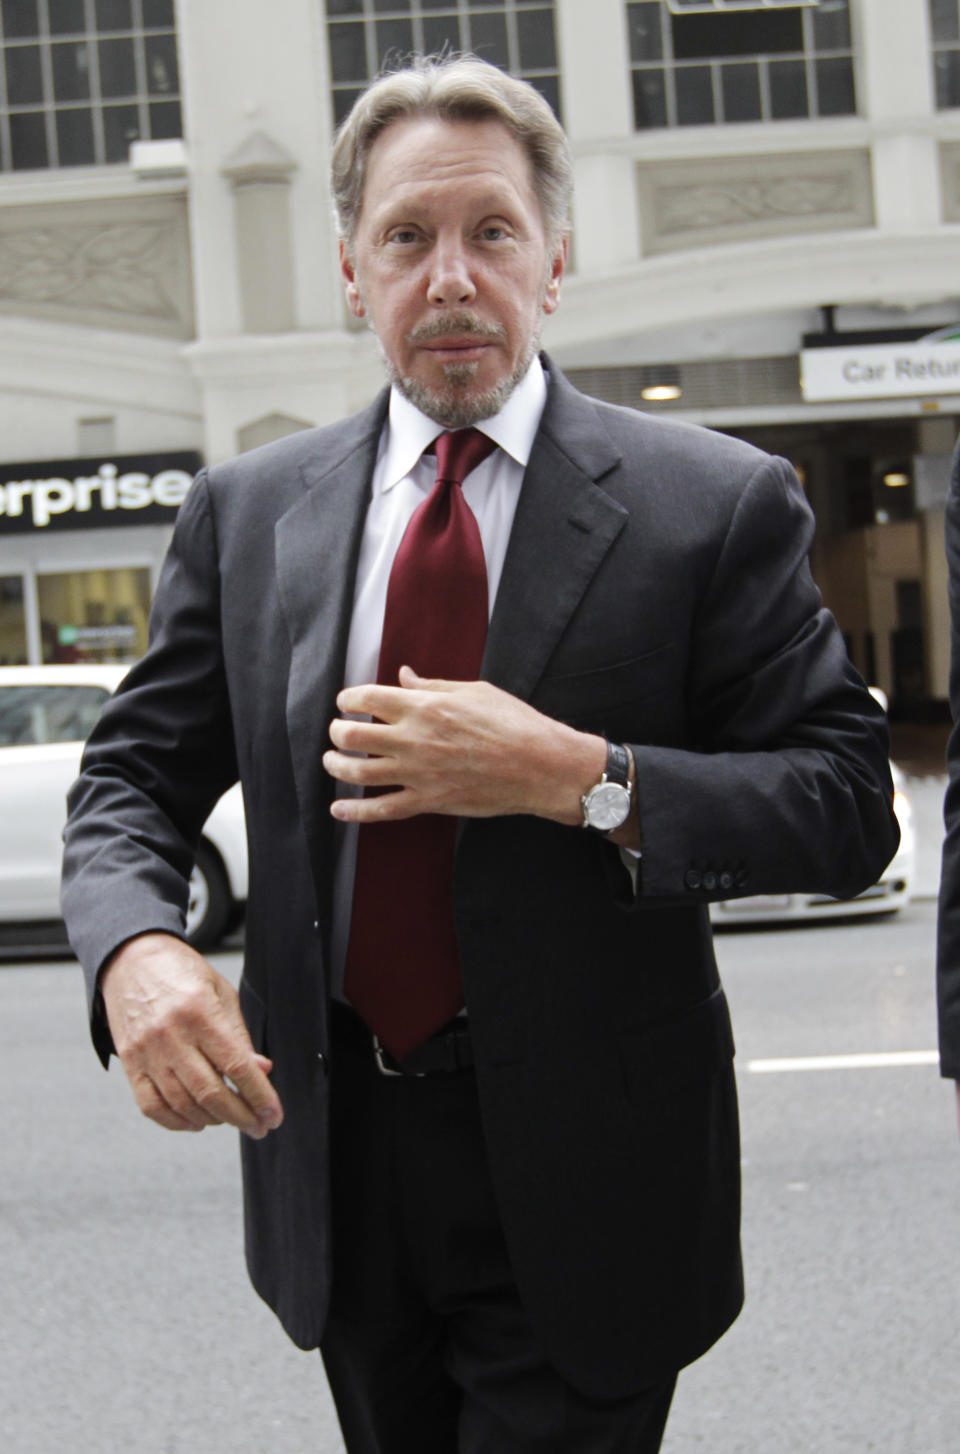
[
  {"x1": 555, "y1": 0, "x2": 641, "y2": 271},
  {"x1": 858, "y1": 0, "x2": 941, "y2": 233},
  {"x1": 222, "y1": 131, "x2": 297, "y2": 335}
]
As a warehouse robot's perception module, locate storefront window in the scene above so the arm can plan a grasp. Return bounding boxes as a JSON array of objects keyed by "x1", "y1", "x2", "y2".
[
  {"x1": 0, "y1": 575, "x2": 27, "y2": 664},
  {"x1": 37, "y1": 566, "x2": 150, "y2": 663}
]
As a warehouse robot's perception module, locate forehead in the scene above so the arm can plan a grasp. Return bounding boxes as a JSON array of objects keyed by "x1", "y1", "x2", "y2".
[{"x1": 359, "y1": 114, "x2": 542, "y2": 226}]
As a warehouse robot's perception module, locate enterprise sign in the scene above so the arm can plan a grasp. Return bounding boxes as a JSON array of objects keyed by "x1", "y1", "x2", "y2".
[
  {"x1": 0, "y1": 451, "x2": 202, "y2": 534},
  {"x1": 801, "y1": 335, "x2": 960, "y2": 403}
]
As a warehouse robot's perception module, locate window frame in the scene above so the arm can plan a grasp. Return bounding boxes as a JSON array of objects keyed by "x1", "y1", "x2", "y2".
[
  {"x1": 931, "y1": 0, "x2": 960, "y2": 110},
  {"x1": 324, "y1": 1, "x2": 563, "y2": 127},
  {"x1": 0, "y1": 0, "x2": 181, "y2": 173},
  {"x1": 627, "y1": 0, "x2": 857, "y2": 129}
]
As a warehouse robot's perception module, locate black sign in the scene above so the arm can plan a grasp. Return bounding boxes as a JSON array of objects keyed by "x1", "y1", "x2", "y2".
[{"x1": 0, "y1": 451, "x2": 203, "y2": 534}]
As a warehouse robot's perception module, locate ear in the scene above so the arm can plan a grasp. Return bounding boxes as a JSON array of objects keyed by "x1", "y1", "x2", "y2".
[
  {"x1": 339, "y1": 239, "x2": 365, "y2": 318},
  {"x1": 541, "y1": 235, "x2": 568, "y2": 316}
]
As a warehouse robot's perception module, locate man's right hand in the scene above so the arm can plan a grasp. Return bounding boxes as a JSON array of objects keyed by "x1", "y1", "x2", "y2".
[{"x1": 100, "y1": 932, "x2": 284, "y2": 1139}]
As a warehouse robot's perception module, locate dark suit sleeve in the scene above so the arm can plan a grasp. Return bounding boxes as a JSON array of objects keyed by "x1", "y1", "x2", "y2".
[
  {"x1": 937, "y1": 438, "x2": 960, "y2": 1078},
  {"x1": 624, "y1": 453, "x2": 898, "y2": 905},
  {"x1": 61, "y1": 470, "x2": 238, "y2": 1062}
]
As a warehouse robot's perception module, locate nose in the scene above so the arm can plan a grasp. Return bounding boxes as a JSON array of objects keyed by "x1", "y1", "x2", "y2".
[{"x1": 426, "y1": 239, "x2": 477, "y2": 307}]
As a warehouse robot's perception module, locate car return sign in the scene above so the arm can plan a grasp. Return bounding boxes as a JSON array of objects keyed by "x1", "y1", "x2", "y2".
[{"x1": 801, "y1": 331, "x2": 960, "y2": 403}]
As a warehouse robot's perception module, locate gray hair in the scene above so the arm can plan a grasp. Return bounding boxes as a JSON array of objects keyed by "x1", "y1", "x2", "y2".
[{"x1": 331, "y1": 54, "x2": 573, "y2": 251}]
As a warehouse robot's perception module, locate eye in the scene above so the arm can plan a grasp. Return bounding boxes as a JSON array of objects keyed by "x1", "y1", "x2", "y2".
[
  {"x1": 479, "y1": 225, "x2": 509, "y2": 242},
  {"x1": 386, "y1": 227, "x2": 421, "y2": 246}
]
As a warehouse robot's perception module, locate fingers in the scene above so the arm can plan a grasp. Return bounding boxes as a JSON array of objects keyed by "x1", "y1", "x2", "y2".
[
  {"x1": 128, "y1": 1067, "x2": 211, "y2": 1133},
  {"x1": 335, "y1": 672, "x2": 461, "y2": 720},
  {"x1": 397, "y1": 665, "x2": 457, "y2": 691},
  {"x1": 323, "y1": 747, "x2": 404, "y2": 791},
  {"x1": 212, "y1": 1022, "x2": 285, "y2": 1135},
  {"x1": 102, "y1": 932, "x2": 284, "y2": 1138},
  {"x1": 123, "y1": 1016, "x2": 283, "y2": 1138},
  {"x1": 326, "y1": 675, "x2": 518, "y2": 820},
  {"x1": 128, "y1": 1052, "x2": 224, "y2": 1133},
  {"x1": 327, "y1": 716, "x2": 399, "y2": 759},
  {"x1": 335, "y1": 682, "x2": 411, "y2": 720},
  {"x1": 326, "y1": 675, "x2": 594, "y2": 824},
  {"x1": 330, "y1": 786, "x2": 421, "y2": 823},
  {"x1": 327, "y1": 675, "x2": 474, "y2": 783}
]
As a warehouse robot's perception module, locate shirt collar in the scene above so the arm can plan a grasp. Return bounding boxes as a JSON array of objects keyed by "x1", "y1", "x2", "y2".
[{"x1": 379, "y1": 356, "x2": 548, "y2": 494}]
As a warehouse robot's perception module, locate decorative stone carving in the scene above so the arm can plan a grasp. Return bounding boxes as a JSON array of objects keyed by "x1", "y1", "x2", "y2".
[
  {"x1": 0, "y1": 194, "x2": 193, "y2": 337},
  {"x1": 940, "y1": 141, "x2": 960, "y2": 224},
  {"x1": 222, "y1": 130, "x2": 297, "y2": 188},
  {"x1": 636, "y1": 149, "x2": 874, "y2": 254}
]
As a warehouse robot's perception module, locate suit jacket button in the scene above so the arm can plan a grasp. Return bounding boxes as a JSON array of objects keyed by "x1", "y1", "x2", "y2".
[
  {"x1": 703, "y1": 870, "x2": 718, "y2": 892},
  {"x1": 685, "y1": 869, "x2": 702, "y2": 890},
  {"x1": 719, "y1": 871, "x2": 734, "y2": 891},
  {"x1": 736, "y1": 869, "x2": 749, "y2": 888}
]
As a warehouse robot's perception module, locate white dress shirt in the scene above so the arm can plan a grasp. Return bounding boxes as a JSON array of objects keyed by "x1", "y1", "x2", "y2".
[{"x1": 331, "y1": 359, "x2": 549, "y2": 993}]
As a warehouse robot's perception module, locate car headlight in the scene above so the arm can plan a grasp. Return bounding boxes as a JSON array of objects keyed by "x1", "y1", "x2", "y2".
[{"x1": 893, "y1": 786, "x2": 912, "y2": 828}]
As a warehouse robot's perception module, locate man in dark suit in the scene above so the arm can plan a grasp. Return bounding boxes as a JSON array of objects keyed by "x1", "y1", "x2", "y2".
[
  {"x1": 937, "y1": 435, "x2": 960, "y2": 1116},
  {"x1": 62, "y1": 55, "x2": 899, "y2": 1454}
]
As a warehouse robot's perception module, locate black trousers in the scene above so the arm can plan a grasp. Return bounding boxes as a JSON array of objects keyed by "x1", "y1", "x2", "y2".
[{"x1": 320, "y1": 1022, "x2": 677, "y2": 1454}]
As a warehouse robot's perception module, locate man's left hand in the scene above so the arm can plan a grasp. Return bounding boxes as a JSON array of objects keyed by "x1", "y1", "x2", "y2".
[{"x1": 325, "y1": 666, "x2": 606, "y2": 827}]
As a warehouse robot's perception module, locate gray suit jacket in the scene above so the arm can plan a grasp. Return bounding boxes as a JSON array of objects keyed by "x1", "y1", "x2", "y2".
[{"x1": 62, "y1": 360, "x2": 898, "y2": 1397}]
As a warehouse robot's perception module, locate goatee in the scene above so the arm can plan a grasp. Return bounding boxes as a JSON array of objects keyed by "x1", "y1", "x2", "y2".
[{"x1": 373, "y1": 309, "x2": 540, "y2": 428}]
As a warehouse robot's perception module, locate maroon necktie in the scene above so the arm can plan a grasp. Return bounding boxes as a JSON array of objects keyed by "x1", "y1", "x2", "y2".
[{"x1": 344, "y1": 428, "x2": 496, "y2": 1059}]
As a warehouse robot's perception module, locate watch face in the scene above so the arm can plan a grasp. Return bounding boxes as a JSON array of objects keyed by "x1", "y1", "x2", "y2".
[{"x1": 585, "y1": 781, "x2": 631, "y2": 832}]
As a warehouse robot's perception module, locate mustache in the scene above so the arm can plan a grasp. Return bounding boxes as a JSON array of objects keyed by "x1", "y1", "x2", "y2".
[{"x1": 406, "y1": 312, "x2": 506, "y2": 345}]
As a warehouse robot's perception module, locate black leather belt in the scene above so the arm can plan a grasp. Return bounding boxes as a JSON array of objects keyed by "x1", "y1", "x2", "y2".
[{"x1": 329, "y1": 1000, "x2": 474, "y2": 1077}]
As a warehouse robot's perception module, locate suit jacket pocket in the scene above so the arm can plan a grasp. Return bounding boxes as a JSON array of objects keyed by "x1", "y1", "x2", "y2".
[
  {"x1": 618, "y1": 985, "x2": 735, "y2": 1121},
  {"x1": 534, "y1": 642, "x2": 678, "y2": 732}
]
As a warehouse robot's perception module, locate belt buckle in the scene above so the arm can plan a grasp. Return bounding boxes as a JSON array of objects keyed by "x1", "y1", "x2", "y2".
[{"x1": 372, "y1": 1034, "x2": 425, "y2": 1078}]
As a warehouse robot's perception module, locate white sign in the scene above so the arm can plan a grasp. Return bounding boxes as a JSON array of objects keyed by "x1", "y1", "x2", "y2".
[{"x1": 801, "y1": 338, "x2": 960, "y2": 402}]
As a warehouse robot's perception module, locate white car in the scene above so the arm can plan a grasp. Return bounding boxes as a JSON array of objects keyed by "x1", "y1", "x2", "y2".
[
  {"x1": 710, "y1": 759, "x2": 914, "y2": 928},
  {"x1": 0, "y1": 664, "x2": 247, "y2": 951}
]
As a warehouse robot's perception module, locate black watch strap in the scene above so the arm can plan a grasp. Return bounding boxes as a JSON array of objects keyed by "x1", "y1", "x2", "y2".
[{"x1": 605, "y1": 741, "x2": 631, "y2": 788}]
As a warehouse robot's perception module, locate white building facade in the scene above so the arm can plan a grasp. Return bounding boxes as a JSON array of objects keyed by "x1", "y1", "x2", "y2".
[{"x1": 0, "y1": 0, "x2": 957, "y2": 713}]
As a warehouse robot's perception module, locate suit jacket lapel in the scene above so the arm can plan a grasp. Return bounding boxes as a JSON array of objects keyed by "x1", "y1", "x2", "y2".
[
  {"x1": 275, "y1": 392, "x2": 388, "y2": 912},
  {"x1": 483, "y1": 363, "x2": 628, "y2": 702}
]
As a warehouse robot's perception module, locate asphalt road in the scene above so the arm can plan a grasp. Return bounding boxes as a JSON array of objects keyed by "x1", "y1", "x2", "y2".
[{"x1": 1, "y1": 901, "x2": 957, "y2": 1454}]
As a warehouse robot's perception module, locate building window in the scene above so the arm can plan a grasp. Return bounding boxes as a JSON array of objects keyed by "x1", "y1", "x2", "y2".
[
  {"x1": 0, "y1": 575, "x2": 26, "y2": 664},
  {"x1": 627, "y1": 0, "x2": 856, "y2": 129},
  {"x1": 932, "y1": 0, "x2": 960, "y2": 109},
  {"x1": 325, "y1": 1, "x2": 562, "y2": 128},
  {"x1": 0, "y1": 0, "x2": 181, "y2": 172}
]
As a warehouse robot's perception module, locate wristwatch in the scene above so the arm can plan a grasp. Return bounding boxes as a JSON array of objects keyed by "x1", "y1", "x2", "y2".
[{"x1": 581, "y1": 741, "x2": 633, "y2": 834}]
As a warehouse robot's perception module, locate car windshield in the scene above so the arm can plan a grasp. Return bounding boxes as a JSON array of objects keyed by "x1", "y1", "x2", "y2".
[{"x1": 0, "y1": 686, "x2": 111, "y2": 746}]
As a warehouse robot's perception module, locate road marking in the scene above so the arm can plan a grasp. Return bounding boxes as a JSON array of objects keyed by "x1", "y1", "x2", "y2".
[{"x1": 746, "y1": 1050, "x2": 939, "y2": 1073}]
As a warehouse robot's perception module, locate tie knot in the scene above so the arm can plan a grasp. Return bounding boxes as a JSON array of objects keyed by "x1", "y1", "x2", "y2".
[{"x1": 432, "y1": 429, "x2": 496, "y2": 488}]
